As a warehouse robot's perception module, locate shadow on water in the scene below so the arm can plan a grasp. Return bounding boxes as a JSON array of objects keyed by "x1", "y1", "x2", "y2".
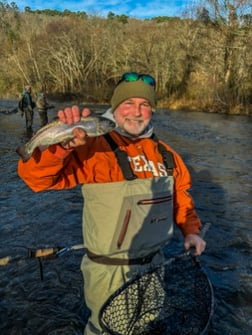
[{"x1": 0, "y1": 101, "x2": 252, "y2": 334}]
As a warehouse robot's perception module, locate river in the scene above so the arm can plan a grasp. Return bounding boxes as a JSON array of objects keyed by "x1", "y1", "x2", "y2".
[{"x1": 0, "y1": 100, "x2": 251, "y2": 335}]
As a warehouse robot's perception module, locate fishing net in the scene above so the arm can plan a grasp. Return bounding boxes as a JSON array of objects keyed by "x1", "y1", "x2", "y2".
[{"x1": 99, "y1": 253, "x2": 214, "y2": 335}]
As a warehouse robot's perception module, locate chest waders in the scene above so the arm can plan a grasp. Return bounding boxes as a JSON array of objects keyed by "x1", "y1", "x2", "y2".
[
  {"x1": 81, "y1": 134, "x2": 176, "y2": 335},
  {"x1": 82, "y1": 133, "x2": 175, "y2": 265}
]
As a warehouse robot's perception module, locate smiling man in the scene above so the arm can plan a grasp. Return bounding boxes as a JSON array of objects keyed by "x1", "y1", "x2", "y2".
[{"x1": 17, "y1": 72, "x2": 206, "y2": 335}]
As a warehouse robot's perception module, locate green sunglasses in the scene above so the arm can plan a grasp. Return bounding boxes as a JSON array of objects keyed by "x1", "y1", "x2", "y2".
[{"x1": 117, "y1": 72, "x2": 156, "y2": 88}]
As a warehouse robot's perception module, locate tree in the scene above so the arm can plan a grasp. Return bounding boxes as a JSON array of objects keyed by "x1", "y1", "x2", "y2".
[{"x1": 0, "y1": 2, "x2": 251, "y2": 114}]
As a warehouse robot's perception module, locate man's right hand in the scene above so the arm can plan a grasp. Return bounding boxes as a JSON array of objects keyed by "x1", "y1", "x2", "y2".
[{"x1": 58, "y1": 105, "x2": 91, "y2": 149}]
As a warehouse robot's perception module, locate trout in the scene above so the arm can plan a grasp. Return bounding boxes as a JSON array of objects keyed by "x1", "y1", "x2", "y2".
[{"x1": 16, "y1": 115, "x2": 115, "y2": 162}]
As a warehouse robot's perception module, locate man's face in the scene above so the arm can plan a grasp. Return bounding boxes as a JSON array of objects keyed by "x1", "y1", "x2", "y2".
[{"x1": 113, "y1": 98, "x2": 152, "y2": 136}]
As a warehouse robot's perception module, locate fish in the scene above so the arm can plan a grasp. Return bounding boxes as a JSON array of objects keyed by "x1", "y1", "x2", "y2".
[{"x1": 16, "y1": 115, "x2": 115, "y2": 162}]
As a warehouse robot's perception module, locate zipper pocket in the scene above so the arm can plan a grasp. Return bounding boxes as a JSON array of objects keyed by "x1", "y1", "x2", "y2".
[
  {"x1": 117, "y1": 209, "x2": 131, "y2": 249},
  {"x1": 137, "y1": 195, "x2": 172, "y2": 205}
]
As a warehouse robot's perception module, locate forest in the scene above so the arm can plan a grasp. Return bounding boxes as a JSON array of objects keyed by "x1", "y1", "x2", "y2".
[{"x1": 0, "y1": 0, "x2": 251, "y2": 115}]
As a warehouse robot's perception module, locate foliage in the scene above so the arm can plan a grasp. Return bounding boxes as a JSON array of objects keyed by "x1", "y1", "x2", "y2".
[{"x1": 0, "y1": 0, "x2": 251, "y2": 115}]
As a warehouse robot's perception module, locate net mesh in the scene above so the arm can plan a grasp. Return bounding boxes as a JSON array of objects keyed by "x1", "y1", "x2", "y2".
[{"x1": 99, "y1": 254, "x2": 214, "y2": 335}]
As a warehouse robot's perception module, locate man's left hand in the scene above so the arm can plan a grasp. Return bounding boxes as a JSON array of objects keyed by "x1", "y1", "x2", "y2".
[{"x1": 184, "y1": 234, "x2": 206, "y2": 256}]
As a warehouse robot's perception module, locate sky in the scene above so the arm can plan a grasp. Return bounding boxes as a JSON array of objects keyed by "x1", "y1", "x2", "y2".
[{"x1": 11, "y1": 0, "x2": 195, "y2": 19}]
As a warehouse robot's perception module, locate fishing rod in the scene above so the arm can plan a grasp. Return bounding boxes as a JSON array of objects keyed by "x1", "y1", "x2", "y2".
[
  {"x1": 0, "y1": 243, "x2": 86, "y2": 280},
  {"x1": 1, "y1": 222, "x2": 211, "y2": 281}
]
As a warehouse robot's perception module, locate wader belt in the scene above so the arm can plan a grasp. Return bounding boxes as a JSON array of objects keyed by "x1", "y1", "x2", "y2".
[
  {"x1": 86, "y1": 249, "x2": 158, "y2": 265},
  {"x1": 104, "y1": 133, "x2": 175, "y2": 179}
]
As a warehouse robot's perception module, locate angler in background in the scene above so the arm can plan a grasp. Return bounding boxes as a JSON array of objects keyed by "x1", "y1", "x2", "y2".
[
  {"x1": 35, "y1": 91, "x2": 55, "y2": 127},
  {"x1": 18, "y1": 85, "x2": 36, "y2": 132},
  {"x1": 17, "y1": 72, "x2": 206, "y2": 335}
]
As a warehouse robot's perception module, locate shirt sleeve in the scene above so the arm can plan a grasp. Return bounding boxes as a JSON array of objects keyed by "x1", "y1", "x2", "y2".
[
  {"x1": 168, "y1": 148, "x2": 202, "y2": 236},
  {"x1": 17, "y1": 144, "x2": 83, "y2": 192}
]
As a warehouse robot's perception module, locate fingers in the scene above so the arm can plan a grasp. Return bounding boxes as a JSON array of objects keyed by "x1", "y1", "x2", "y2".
[
  {"x1": 57, "y1": 105, "x2": 90, "y2": 150},
  {"x1": 58, "y1": 106, "x2": 91, "y2": 124},
  {"x1": 194, "y1": 242, "x2": 206, "y2": 256},
  {"x1": 81, "y1": 108, "x2": 91, "y2": 117},
  {"x1": 72, "y1": 105, "x2": 82, "y2": 123},
  {"x1": 184, "y1": 234, "x2": 206, "y2": 256},
  {"x1": 58, "y1": 105, "x2": 80, "y2": 124},
  {"x1": 61, "y1": 127, "x2": 87, "y2": 150},
  {"x1": 73, "y1": 127, "x2": 87, "y2": 142}
]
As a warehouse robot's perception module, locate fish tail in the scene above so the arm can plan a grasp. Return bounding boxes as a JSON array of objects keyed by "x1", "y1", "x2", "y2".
[{"x1": 16, "y1": 145, "x2": 31, "y2": 162}]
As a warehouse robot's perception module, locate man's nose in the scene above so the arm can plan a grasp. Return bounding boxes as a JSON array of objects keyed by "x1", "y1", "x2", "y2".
[{"x1": 132, "y1": 104, "x2": 142, "y2": 115}]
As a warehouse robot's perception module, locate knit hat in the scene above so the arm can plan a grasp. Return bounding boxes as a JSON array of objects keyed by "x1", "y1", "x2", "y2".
[{"x1": 111, "y1": 80, "x2": 156, "y2": 112}]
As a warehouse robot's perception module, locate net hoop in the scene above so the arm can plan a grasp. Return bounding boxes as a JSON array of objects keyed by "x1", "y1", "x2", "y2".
[{"x1": 99, "y1": 252, "x2": 214, "y2": 335}]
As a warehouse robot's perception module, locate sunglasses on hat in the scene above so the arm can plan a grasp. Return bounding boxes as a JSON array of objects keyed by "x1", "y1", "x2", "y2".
[{"x1": 117, "y1": 72, "x2": 156, "y2": 88}]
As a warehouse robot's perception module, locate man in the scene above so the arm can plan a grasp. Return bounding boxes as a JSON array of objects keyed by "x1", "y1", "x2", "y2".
[
  {"x1": 19, "y1": 85, "x2": 35, "y2": 131},
  {"x1": 17, "y1": 72, "x2": 206, "y2": 334},
  {"x1": 36, "y1": 92, "x2": 54, "y2": 127}
]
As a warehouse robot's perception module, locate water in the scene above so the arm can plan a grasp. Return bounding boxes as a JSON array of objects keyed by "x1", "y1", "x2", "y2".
[{"x1": 0, "y1": 100, "x2": 251, "y2": 334}]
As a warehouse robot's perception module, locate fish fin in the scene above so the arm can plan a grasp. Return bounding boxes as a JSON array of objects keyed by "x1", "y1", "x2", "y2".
[
  {"x1": 38, "y1": 145, "x2": 50, "y2": 152},
  {"x1": 16, "y1": 145, "x2": 31, "y2": 162}
]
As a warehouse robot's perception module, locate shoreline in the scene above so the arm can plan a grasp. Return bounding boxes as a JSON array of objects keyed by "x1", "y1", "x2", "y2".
[{"x1": 0, "y1": 97, "x2": 251, "y2": 116}]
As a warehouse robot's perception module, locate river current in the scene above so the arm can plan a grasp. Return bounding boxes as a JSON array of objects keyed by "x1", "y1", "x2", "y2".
[{"x1": 0, "y1": 100, "x2": 251, "y2": 335}]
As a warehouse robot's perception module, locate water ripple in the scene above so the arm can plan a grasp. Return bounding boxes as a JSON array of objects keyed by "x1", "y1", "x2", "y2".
[{"x1": 0, "y1": 103, "x2": 251, "y2": 334}]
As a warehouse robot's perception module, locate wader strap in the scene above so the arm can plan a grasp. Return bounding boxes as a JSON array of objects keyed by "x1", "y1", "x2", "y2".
[
  {"x1": 104, "y1": 133, "x2": 137, "y2": 180},
  {"x1": 151, "y1": 134, "x2": 175, "y2": 175},
  {"x1": 104, "y1": 133, "x2": 175, "y2": 179},
  {"x1": 86, "y1": 249, "x2": 158, "y2": 265}
]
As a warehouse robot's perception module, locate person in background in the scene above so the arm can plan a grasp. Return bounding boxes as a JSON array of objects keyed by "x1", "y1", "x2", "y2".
[
  {"x1": 19, "y1": 85, "x2": 35, "y2": 131},
  {"x1": 17, "y1": 72, "x2": 206, "y2": 335},
  {"x1": 36, "y1": 92, "x2": 54, "y2": 127}
]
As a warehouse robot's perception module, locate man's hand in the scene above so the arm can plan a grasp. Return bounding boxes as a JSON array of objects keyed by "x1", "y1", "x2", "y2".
[
  {"x1": 184, "y1": 234, "x2": 206, "y2": 256},
  {"x1": 57, "y1": 105, "x2": 91, "y2": 149}
]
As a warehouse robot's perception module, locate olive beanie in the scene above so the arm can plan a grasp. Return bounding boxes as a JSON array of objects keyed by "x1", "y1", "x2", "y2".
[{"x1": 111, "y1": 80, "x2": 156, "y2": 112}]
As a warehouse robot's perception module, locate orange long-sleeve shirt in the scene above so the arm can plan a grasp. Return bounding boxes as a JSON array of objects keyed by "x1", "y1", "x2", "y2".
[{"x1": 17, "y1": 131, "x2": 201, "y2": 236}]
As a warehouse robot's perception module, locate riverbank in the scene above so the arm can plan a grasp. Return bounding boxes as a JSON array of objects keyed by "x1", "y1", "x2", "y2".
[
  {"x1": 159, "y1": 97, "x2": 252, "y2": 116},
  {"x1": 0, "y1": 96, "x2": 251, "y2": 116}
]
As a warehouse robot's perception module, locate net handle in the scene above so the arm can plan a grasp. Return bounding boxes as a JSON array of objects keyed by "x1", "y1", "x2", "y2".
[{"x1": 200, "y1": 222, "x2": 211, "y2": 239}]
